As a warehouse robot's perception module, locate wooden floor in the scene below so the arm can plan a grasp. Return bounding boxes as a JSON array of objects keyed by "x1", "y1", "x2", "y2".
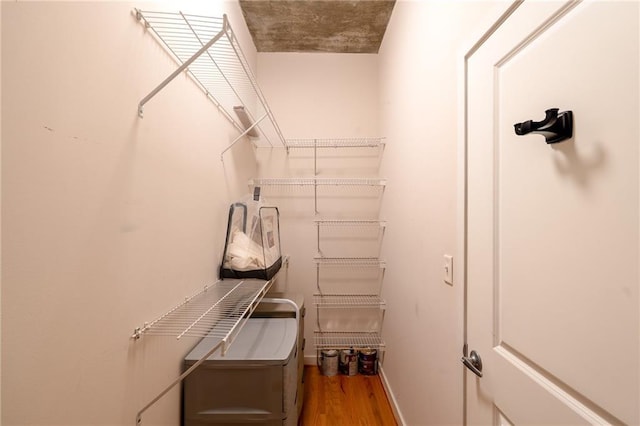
[{"x1": 299, "y1": 366, "x2": 397, "y2": 425}]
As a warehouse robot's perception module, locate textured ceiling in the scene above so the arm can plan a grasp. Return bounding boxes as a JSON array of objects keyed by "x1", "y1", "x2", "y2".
[{"x1": 238, "y1": 0, "x2": 396, "y2": 54}]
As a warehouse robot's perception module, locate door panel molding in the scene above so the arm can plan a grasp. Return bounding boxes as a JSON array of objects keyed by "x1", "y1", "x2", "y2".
[
  {"x1": 495, "y1": 1, "x2": 581, "y2": 69},
  {"x1": 491, "y1": 0, "x2": 581, "y2": 350},
  {"x1": 494, "y1": 343, "x2": 621, "y2": 425}
]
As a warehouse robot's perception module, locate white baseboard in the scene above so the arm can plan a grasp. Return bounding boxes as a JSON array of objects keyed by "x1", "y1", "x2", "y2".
[
  {"x1": 304, "y1": 354, "x2": 317, "y2": 365},
  {"x1": 379, "y1": 366, "x2": 407, "y2": 426}
]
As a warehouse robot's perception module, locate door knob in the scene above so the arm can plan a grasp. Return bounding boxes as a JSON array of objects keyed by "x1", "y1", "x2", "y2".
[{"x1": 461, "y1": 350, "x2": 483, "y2": 378}]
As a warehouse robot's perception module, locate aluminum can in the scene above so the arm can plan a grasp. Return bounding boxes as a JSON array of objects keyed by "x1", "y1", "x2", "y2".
[
  {"x1": 339, "y1": 348, "x2": 358, "y2": 376},
  {"x1": 320, "y1": 349, "x2": 338, "y2": 376},
  {"x1": 358, "y1": 348, "x2": 378, "y2": 375}
]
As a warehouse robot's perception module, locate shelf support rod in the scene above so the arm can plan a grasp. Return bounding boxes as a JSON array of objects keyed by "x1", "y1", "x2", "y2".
[
  {"x1": 135, "y1": 338, "x2": 224, "y2": 425},
  {"x1": 137, "y1": 26, "x2": 227, "y2": 118},
  {"x1": 220, "y1": 112, "x2": 268, "y2": 160}
]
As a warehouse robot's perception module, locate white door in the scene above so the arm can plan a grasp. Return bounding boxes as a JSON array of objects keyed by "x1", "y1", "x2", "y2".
[{"x1": 464, "y1": 1, "x2": 639, "y2": 424}]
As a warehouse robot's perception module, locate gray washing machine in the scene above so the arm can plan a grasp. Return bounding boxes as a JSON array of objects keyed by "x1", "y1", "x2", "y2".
[{"x1": 182, "y1": 294, "x2": 303, "y2": 426}]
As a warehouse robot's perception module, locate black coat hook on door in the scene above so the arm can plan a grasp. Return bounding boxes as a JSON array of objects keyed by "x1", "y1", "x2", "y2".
[{"x1": 514, "y1": 108, "x2": 573, "y2": 144}]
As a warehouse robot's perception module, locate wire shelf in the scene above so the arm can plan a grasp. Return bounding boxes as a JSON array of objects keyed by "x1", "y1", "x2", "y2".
[
  {"x1": 135, "y1": 9, "x2": 285, "y2": 150},
  {"x1": 314, "y1": 218, "x2": 387, "y2": 227},
  {"x1": 250, "y1": 178, "x2": 387, "y2": 187},
  {"x1": 314, "y1": 331, "x2": 385, "y2": 350},
  {"x1": 132, "y1": 279, "x2": 271, "y2": 341},
  {"x1": 285, "y1": 138, "x2": 385, "y2": 149},
  {"x1": 314, "y1": 257, "x2": 386, "y2": 268},
  {"x1": 313, "y1": 294, "x2": 386, "y2": 308},
  {"x1": 132, "y1": 260, "x2": 288, "y2": 424}
]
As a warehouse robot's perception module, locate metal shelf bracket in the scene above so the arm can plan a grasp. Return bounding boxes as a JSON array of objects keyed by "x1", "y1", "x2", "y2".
[{"x1": 134, "y1": 9, "x2": 286, "y2": 150}]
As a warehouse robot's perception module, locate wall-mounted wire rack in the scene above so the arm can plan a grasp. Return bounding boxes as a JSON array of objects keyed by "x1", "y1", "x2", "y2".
[
  {"x1": 251, "y1": 136, "x2": 387, "y2": 367},
  {"x1": 313, "y1": 257, "x2": 386, "y2": 309},
  {"x1": 132, "y1": 279, "x2": 270, "y2": 343},
  {"x1": 250, "y1": 177, "x2": 387, "y2": 187},
  {"x1": 281, "y1": 138, "x2": 385, "y2": 177},
  {"x1": 285, "y1": 137, "x2": 385, "y2": 149},
  {"x1": 134, "y1": 9, "x2": 286, "y2": 155},
  {"x1": 314, "y1": 331, "x2": 385, "y2": 351},
  {"x1": 250, "y1": 178, "x2": 387, "y2": 215},
  {"x1": 314, "y1": 219, "x2": 386, "y2": 257},
  {"x1": 313, "y1": 257, "x2": 386, "y2": 268},
  {"x1": 132, "y1": 257, "x2": 287, "y2": 425},
  {"x1": 313, "y1": 294, "x2": 386, "y2": 308},
  {"x1": 314, "y1": 218, "x2": 387, "y2": 227}
]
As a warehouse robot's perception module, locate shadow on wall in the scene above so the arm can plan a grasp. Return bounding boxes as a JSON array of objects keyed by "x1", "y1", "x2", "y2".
[
  {"x1": 551, "y1": 135, "x2": 606, "y2": 189},
  {"x1": 221, "y1": 135, "x2": 258, "y2": 203}
]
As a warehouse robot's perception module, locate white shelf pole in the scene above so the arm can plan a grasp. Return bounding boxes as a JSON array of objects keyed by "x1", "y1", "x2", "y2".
[
  {"x1": 135, "y1": 339, "x2": 224, "y2": 425},
  {"x1": 220, "y1": 112, "x2": 268, "y2": 160},
  {"x1": 137, "y1": 23, "x2": 227, "y2": 117}
]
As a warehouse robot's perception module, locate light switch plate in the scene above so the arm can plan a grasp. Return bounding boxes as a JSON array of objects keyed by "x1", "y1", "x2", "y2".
[{"x1": 444, "y1": 255, "x2": 453, "y2": 285}]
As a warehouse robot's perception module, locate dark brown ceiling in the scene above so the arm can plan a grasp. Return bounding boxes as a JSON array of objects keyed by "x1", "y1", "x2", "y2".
[{"x1": 238, "y1": 0, "x2": 396, "y2": 54}]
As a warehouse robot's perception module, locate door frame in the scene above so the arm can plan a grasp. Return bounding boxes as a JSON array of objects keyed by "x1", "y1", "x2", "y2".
[{"x1": 456, "y1": 1, "x2": 523, "y2": 424}]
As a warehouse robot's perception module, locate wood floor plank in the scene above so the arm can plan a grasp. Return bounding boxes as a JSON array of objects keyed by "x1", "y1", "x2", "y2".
[{"x1": 299, "y1": 366, "x2": 397, "y2": 425}]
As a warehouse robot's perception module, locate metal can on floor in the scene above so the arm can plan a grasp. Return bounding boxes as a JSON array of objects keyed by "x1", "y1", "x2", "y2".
[
  {"x1": 339, "y1": 348, "x2": 358, "y2": 376},
  {"x1": 358, "y1": 348, "x2": 378, "y2": 375},
  {"x1": 320, "y1": 349, "x2": 338, "y2": 376}
]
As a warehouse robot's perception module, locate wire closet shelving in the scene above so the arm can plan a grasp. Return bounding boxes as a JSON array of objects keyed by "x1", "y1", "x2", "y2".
[
  {"x1": 250, "y1": 177, "x2": 387, "y2": 187},
  {"x1": 132, "y1": 279, "x2": 271, "y2": 344},
  {"x1": 313, "y1": 294, "x2": 386, "y2": 308},
  {"x1": 314, "y1": 218, "x2": 387, "y2": 226},
  {"x1": 314, "y1": 331, "x2": 385, "y2": 351},
  {"x1": 131, "y1": 277, "x2": 276, "y2": 425},
  {"x1": 285, "y1": 137, "x2": 386, "y2": 149},
  {"x1": 135, "y1": 9, "x2": 286, "y2": 155},
  {"x1": 313, "y1": 257, "x2": 386, "y2": 268}
]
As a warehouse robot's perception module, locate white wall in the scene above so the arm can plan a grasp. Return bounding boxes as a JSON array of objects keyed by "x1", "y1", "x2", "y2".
[
  {"x1": 255, "y1": 53, "x2": 381, "y2": 363},
  {"x1": 257, "y1": 53, "x2": 379, "y2": 138},
  {"x1": 1, "y1": 1, "x2": 258, "y2": 424},
  {"x1": 378, "y1": 1, "x2": 496, "y2": 424}
]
